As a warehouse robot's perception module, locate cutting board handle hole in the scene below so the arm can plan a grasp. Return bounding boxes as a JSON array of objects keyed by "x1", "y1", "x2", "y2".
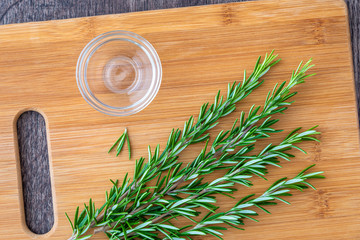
[{"x1": 16, "y1": 110, "x2": 54, "y2": 235}]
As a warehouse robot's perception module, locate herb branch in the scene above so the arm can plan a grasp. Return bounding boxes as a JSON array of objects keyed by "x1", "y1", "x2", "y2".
[
  {"x1": 174, "y1": 165, "x2": 324, "y2": 240},
  {"x1": 66, "y1": 53, "x2": 323, "y2": 240}
]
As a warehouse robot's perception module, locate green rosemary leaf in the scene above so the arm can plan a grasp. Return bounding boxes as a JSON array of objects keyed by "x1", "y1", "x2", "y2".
[
  {"x1": 116, "y1": 135, "x2": 126, "y2": 156},
  {"x1": 76, "y1": 235, "x2": 93, "y2": 240},
  {"x1": 65, "y1": 212, "x2": 74, "y2": 231},
  {"x1": 108, "y1": 135, "x2": 123, "y2": 153},
  {"x1": 125, "y1": 130, "x2": 131, "y2": 160},
  {"x1": 74, "y1": 206, "x2": 79, "y2": 227}
]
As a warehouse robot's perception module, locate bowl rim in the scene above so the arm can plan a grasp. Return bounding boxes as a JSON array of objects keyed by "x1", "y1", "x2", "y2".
[{"x1": 76, "y1": 30, "x2": 162, "y2": 116}]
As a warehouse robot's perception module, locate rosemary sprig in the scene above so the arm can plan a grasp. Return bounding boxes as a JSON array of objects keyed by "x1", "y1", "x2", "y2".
[
  {"x1": 90, "y1": 58, "x2": 314, "y2": 237},
  {"x1": 105, "y1": 126, "x2": 319, "y2": 239},
  {"x1": 175, "y1": 165, "x2": 325, "y2": 239},
  {"x1": 66, "y1": 52, "x2": 279, "y2": 240},
  {"x1": 66, "y1": 54, "x2": 323, "y2": 240}
]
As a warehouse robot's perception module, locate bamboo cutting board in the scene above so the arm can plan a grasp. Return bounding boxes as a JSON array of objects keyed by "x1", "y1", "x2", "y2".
[{"x1": 0, "y1": 0, "x2": 359, "y2": 239}]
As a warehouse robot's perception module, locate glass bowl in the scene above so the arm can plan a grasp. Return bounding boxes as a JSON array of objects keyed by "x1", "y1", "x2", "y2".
[{"x1": 76, "y1": 30, "x2": 162, "y2": 116}]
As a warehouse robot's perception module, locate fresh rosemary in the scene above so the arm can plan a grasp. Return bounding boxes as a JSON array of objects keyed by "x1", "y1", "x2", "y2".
[
  {"x1": 174, "y1": 164, "x2": 324, "y2": 239},
  {"x1": 66, "y1": 52, "x2": 323, "y2": 240},
  {"x1": 109, "y1": 128, "x2": 131, "y2": 159}
]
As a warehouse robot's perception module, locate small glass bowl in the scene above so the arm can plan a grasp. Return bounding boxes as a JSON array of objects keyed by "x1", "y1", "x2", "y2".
[{"x1": 76, "y1": 30, "x2": 162, "y2": 116}]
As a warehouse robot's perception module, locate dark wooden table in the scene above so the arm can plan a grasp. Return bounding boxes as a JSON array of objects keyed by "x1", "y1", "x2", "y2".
[{"x1": 1, "y1": 0, "x2": 359, "y2": 235}]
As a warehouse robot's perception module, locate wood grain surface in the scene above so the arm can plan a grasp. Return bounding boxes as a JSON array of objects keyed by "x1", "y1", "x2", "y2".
[{"x1": 0, "y1": 1, "x2": 359, "y2": 239}]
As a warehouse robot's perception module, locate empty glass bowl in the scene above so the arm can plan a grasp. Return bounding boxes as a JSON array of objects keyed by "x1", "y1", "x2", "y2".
[{"x1": 76, "y1": 30, "x2": 162, "y2": 116}]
